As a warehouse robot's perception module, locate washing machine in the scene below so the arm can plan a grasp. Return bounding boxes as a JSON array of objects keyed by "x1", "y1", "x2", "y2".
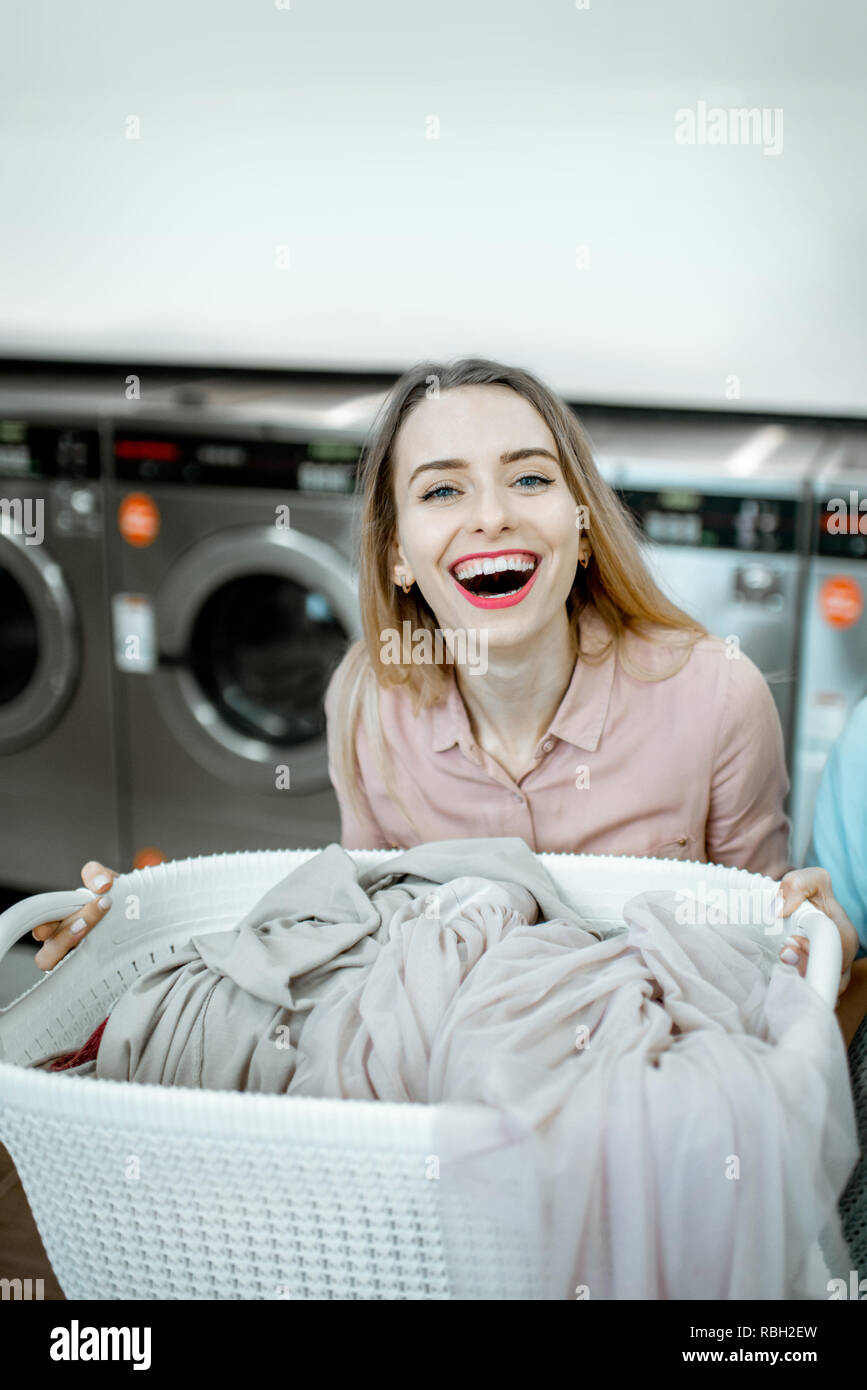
[
  {"x1": 790, "y1": 427, "x2": 867, "y2": 867},
  {"x1": 585, "y1": 415, "x2": 826, "y2": 784},
  {"x1": 0, "y1": 395, "x2": 121, "y2": 891},
  {"x1": 106, "y1": 384, "x2": 388, "y2": 868}
]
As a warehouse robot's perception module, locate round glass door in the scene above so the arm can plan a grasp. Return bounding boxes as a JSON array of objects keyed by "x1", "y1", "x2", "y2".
[
  {"x1": 153, "y1": 523, "x2": 361, "y2": 792},
  {"x1": 0, "y1": 526, "x2": 80, "y2": 753},
  {"x1": 189, "y1": 574, "x2": 351, "y2": 747},
  {"x1": 0, "y1": 567, "x2": 39, "y2": 705}
]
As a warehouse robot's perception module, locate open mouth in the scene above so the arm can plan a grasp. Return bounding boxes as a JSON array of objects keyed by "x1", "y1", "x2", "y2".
[{"x1": 449, "y1": 551, "x2": 540, "y2": 602}]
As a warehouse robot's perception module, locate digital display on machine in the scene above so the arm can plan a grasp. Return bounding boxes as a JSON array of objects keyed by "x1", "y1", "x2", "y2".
[
  {"x1": 657, "y1": 489, "x2": 701, "y2": 511},
  {"x1": 0, "y1": 421, "x2": 100, "y2": 478},
  {"x1": 307, "y1": 441, "x2": 363, "y2": 462},
  {"x1": 113, "y1": 431, "x2": 363, "y2": 492},
  {"x1": 816, "y1": 492, "x2": 867, "y2": 559},
  {"x1": 616, "y1": 488, "x2": 799, "y2": 553}
]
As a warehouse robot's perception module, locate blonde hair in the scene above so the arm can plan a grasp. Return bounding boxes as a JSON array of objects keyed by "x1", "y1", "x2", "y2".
[{"x1": 327, "y1": 357, "x2": 709, "y2": 838}]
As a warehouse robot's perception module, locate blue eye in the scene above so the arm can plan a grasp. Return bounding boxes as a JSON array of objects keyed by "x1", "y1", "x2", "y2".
[
  {"x1": 420, "y1": 475, "x2": 552, "y2": 502},
  {"x1": 421, "y1": 483, "x2": 459, "y2": 501}
]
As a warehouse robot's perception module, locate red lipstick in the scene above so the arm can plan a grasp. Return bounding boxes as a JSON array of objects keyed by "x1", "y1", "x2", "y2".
[{"x1": 449, "y1": 550, "x2": 542, "y2": 610}]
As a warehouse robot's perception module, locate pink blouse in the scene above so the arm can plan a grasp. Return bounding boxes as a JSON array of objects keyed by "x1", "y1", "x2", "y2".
[{"x1": 324, "y1": 604, "x2": 794, "y2": 881}]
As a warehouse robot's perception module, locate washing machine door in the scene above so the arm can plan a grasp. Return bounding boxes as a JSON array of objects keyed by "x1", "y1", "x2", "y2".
[
  {"x1": 0, "y1": 520, "x2": 80, "y2": 753},
  {"x1": 152, "y1": 524, "x2": 361, "y2": 792}
]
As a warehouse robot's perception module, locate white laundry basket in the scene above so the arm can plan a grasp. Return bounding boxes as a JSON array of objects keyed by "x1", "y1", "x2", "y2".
[{"x1": 0, "y1": 848, "x2": 842, "y2": 1300}]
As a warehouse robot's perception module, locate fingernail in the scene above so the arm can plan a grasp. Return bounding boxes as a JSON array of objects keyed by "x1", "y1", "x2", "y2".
[
  {"x1": 92, "y1": 874, "x2": 110, "y2": 889},
  {"x1": 97, "y1": 895, "x2": 111, "y2": 910},
  {"x1": 70, "y1": 917, "x2": 87, "y2": 934},
  {"x1": 781, "y1": 947, "x2": 799, "y2": 964}
]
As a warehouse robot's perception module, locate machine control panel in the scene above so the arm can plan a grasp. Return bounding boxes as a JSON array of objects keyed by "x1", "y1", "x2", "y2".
[
  {"x1": 816, "y1": 491, "x2": 867, "y2": 559},
  {"x1": 616, "y1": 487, "x2": 800, "y2": 553},
  {"x1": 0, "y1": 421, "x2": 101, "y2": 479},
  {"x1": 113, "y1": 430, "x2": 362, "y2": 493}
]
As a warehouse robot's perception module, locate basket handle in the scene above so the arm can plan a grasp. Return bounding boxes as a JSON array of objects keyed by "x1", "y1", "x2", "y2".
[
  {"x1": 0, "y1": 883, "x2": 845, "y2": 1009},
  {"x1": 788, "y1": 902, "x2": 843, "y2": 1007},
  {"x1": 0, "y1": 889, "x2": 95, "y2": 965}
]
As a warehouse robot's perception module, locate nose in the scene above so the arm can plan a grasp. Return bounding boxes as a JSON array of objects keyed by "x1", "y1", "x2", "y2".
[{"x1": 464, "y1": 478, "x2": 516, "y2": 537}]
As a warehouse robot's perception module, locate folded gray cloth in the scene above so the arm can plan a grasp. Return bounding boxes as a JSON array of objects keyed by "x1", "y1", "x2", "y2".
[{"x1": 39, "y1": 836, "x2": 602, "y2": 1092}]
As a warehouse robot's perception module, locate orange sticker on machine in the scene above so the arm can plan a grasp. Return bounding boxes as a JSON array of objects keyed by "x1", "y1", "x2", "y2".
[
  {"x1": 118, "y1": 492, "x2": 160, "y2": 547},
  {"x1": 133, "y1": 847, "x2": 167, "y2": 869},
  {"x1": 820, "y1": 576, "x2": 864, "y2": 629}
]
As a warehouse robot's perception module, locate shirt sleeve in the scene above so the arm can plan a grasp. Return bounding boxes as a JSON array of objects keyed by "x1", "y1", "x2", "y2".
[
  {"x1": 323, "y1": 664, "x2": 392, "y2": 851},
  {"x1": 705, "y1": 650, "x2": 793, "y2": 880},
  {"x1": 808, "y1": 695, "x2": 867, "y2": 955}
]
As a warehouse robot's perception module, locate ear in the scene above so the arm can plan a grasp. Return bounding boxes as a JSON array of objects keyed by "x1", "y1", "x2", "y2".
[{"x1": 389, "y1": 536, "x2": 409, "y2": 577}]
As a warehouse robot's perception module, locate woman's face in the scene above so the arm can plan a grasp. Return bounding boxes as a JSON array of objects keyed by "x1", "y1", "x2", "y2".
[{"x1": 390, "y1": 384, "x2": 584, "y2": 649}]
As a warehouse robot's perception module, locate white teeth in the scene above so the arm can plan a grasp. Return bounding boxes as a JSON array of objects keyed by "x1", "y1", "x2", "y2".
[{"x1": 452, "y1": 554, "x2": 537, "y2": 582}]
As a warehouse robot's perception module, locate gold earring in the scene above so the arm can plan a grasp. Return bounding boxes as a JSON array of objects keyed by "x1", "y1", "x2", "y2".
[
  {"x1": 398, "y1": 574, "x2": 413, "y2": 594},
  {"x1": 580, "y1": 554, "x2": 589, "y2": 569}
]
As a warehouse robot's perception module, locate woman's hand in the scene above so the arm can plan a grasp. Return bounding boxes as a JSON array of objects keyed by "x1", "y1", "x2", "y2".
[
  {"x1": 776, "y1": 866, "x2": 860, "y2": 997},
  {"x1": 31, "y1": 861, "x2": 118, "y2": 971}
]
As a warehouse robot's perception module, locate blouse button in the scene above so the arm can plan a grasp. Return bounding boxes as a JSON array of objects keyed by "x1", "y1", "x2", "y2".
[
  {"x1": 677, "y1": 837, "x2": 687, "y2": 846},
  {"x1": 542, "y1": 738, "x2": 554, "y2": 752},
  {"x1": 513, "y1": 793, "x2": 524, "y2": 804}
]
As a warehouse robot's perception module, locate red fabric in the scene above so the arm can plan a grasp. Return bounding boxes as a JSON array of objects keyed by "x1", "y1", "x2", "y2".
[{"x1": 49, "y1": 1017, "x2": 109, "y2": 1072}]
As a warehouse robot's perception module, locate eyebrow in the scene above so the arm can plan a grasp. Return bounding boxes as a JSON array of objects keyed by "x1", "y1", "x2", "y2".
[{"x1": 407, "y1": 447, "x2": 560, "y2": 488}]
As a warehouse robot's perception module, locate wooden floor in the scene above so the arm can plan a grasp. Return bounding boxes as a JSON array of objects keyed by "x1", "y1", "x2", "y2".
[
  {"x1": 837, "y1": 958, "x2": 867, "y2": 1049},
  {"x1": 0, "y1": 1140, "x2": 65, "y2": 1298}
]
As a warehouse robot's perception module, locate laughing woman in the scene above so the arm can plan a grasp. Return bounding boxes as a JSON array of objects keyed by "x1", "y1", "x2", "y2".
[
  {"x1": 17, "y1": 357, "x2": 862, "y2": 1300},
  {"x1": 323, "y1": 356, "x2": 859, "y2": 995},
  {"x1": 30, "y1": 357, "x2": 860, "y2": 994}
]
